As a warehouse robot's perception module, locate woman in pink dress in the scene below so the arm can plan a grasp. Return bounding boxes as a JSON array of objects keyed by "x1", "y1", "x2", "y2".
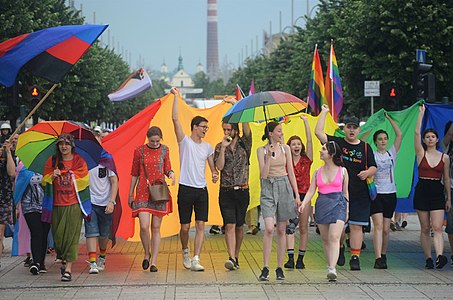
[{"x1": 128, "y1": 126, "x2": 176, "y2": 272}]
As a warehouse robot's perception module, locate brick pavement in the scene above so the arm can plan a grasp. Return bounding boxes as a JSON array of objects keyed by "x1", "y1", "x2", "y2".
[{"x1": 1, "y1": 215, "x2": 453, "y2": 299}]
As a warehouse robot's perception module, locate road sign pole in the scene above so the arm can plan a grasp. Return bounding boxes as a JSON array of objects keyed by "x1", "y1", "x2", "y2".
[{"x1": 371, "y1": 96, "x2": 374, "y2": 115}]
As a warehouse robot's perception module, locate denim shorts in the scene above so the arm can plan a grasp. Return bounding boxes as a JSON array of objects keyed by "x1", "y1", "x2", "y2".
[{"x1": 84, "y1": 204, "x2": 113, "y2": 238}]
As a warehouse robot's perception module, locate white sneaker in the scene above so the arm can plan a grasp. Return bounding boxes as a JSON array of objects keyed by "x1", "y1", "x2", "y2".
[
  {"x1": 182, "y1": 249, "x2": 191, "y2": 269},
  {"x1": 190, "y1": 257, "x2": 205, "y2": 271},
  {"x1": 89, "y1": 262, "x2": 99, "y2": 274},
  {"x1": 327, "y1": 267, "x2": 337, "y2": 281},
  {"x1": 97, "y1": 257, "x2": 105, "y2": 271}
]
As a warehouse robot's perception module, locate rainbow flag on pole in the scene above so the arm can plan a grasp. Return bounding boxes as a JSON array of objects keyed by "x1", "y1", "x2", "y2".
[
  {"x1": 307, "y1": 44, "x2": 326, "y2": 115},
  {"x1": 325, "y1": 40, "x2": 343, "y2": 122}
]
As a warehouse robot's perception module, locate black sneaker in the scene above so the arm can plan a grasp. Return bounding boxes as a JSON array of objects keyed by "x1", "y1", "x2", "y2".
[
  {"x1": 295, "y1": 258, "x2": 305, "y2": 269},
  {"x1": 337, "y1": 246, "x2": 345, "y2": 266},
  {"x1": 24, "y1": 256, "x2": 32, "y2": 268},
  {"x1": 374, "y1": 257, "x2": 387, "y2": 269},
  {"x1": 225, "y1": 257, "x2": 237, "y2": 270},
  {"x1": 436, "y1": 255, "x2": 448, "y2": 269},
  {"x1": 425, "y1": 257, "x2": 434, "y2": 269},
  {"x1": 39, "y1": 264, "x2": 47, "y2": 273},
  {"x1": 284, "y1": 258, "x2": 294, "y2": 269},
  {"x1": 361, "y1": 241, "x2": 367, "y2": 250},
  {"x1": 259, "y1": 267, "x2": 269, "y2": 281},
  {"x1": 276, "y1": 267, "x2": 285, "y2": 280},
  {"x1": 29, "y1": 263, "x2": 39, "y2": 275},
  {"x1": 401, "y1": 220, "x2": 408, "y2": 228},
  {"x1": 381, "y1": 254, "x2": 387, "y2": 264},
  {"x1": 235, "y1": 257, "x2": 240, "y2": 269},
  {"x1": 209, "y1": 225, "x2": 221, "y2": 234},
  {"x1": 350, "y1": 255, "x2": 361, "y2": 271}
]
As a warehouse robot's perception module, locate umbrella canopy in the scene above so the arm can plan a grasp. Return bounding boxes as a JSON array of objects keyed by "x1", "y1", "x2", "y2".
[
  {"x1": 16, "y1": 121, "x2": 103, "y2": 174},
  {"x1": 222, "y1": 91, "x2": 307, "y2": 123}
]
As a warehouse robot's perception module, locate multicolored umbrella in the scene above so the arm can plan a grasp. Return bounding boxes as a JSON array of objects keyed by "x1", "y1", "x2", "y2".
[
  {"x1": 16, "y1": 121, "x2": 103, "y2": 174},
  {"x1": 222, "y1": 91, "x2": 307, "y2": 123}
]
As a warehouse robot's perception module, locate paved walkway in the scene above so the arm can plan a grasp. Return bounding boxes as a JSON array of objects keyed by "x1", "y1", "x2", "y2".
[{"x1": 1, "y1": 215, "x2": 453, "y2": 299}]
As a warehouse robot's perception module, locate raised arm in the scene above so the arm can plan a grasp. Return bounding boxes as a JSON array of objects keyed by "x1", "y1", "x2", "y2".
[
  {"x1": 414, "y1": 105, "x2": 425, "y2": 161},
  {"x1": 3, "y1": 141, "x2": 15, "y2": 177},
  {"x1": 171, "y1": 87, "x2": 185, "y2": 143},
  {"x1": 386, "y1": 112, "x2": 402, "y2": 152},
  {"x1": 301, "y1": 115, "x2": 313, "y2": 161},
  {"x1": 315, "y1": 104, "x2": 329, "y2": 144}
]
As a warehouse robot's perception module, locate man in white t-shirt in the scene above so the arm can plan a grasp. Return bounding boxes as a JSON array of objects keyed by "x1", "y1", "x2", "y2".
[
  {"x1": 84, "y1": 131, "x2": 119, "y2": 274},
  {"x1": 171, "y1": 87, "x2": 219, "y2": 271}
]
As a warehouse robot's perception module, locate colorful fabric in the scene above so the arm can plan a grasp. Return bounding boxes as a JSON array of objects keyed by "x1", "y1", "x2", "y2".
[
  {"x1": 325, "y1": 41, "x2": 343, "y2": 122},
  {"x1": 108, "y1": 68, "x2": 152, "y2": 102},
  {"x1": 0, "y1": 24, "x2": 108, "y2": 87},
  {"x1": 41, "y1": 152, "x2": 91, "y2": 223},
  {"x1": 130, "y1": 144, "x2": 172, "y2": 219},
  {"x1": 0, "y1": 151, "x2": 13, "y2": 225},
  {"x1": 307, "y1": 45, "x2": 326, "y2": 115}
]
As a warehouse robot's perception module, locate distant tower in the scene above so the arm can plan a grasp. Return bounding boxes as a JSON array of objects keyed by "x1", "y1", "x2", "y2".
[{"x1": 207, "y1": 0, "x2": 219, "y2": 80}]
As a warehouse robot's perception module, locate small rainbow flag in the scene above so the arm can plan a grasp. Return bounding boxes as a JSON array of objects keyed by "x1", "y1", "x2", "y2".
[
  {"x1": 307, "y1": 44, "x2": 326, "y2": 115},
  {"x1": 325, "y1": 40, "x2": 343, "y2": 122}
]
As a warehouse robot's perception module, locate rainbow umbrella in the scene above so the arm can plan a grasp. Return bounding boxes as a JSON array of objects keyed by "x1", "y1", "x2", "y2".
[
  {"x1": 16, "y1": 121, "x2": 102, "y2": 174},
  {"x1": 222, "y1": 91, "x2": 307, "y2": 123}
]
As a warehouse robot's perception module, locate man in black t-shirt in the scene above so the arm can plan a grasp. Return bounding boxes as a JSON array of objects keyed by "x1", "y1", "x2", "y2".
[{"x1": 315, "y1": 104, "x2": 377, "y2": 271}]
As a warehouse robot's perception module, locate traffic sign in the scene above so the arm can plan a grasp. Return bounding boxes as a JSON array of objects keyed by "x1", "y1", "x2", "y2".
[
  {"x1": 364, "y1": 81, "x2": 380, "y2": 97},
  {"x1": 416, "y1": 49, "x2": 426, "y2": 63}
]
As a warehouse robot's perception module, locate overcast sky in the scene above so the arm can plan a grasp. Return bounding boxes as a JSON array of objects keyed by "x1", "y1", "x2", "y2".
[{"x1": 73, "y1": 0, "x2": 320, "y2": 74}]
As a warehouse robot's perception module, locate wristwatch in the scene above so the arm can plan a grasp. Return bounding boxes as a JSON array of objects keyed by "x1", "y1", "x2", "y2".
[{"x1": 109, "y1": 200, "x2": 116, "y2": 205}]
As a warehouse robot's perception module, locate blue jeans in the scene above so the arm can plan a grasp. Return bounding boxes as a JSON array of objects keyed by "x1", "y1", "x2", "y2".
[{"x1": 84, "y1": 204, "x2": 112, "y2": 238}]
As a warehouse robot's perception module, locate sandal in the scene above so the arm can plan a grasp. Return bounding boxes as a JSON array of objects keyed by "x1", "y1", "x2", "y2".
[{"x1": 61, "y1": 271, "x2": 72, "y2": 282}]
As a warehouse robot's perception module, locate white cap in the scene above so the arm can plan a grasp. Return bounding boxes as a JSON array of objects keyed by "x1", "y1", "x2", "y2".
[
  {"x1": 93, "y1": 125, "x2": 102, "y2": 133},
  {"x1": 0, "y1": 123, "x2": 11, "y2": 130}
]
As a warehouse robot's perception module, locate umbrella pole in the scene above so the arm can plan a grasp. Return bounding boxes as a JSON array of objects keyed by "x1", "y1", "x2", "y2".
[
  {"x1": 9, "y1": 83, "x2": 58, "y2": 138},
  {"x1": 262, "y1": 101, "x2": 269, "y2": 138}
]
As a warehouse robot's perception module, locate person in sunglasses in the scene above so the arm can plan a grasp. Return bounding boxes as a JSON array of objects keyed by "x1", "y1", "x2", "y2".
[{"x1": 315, "y1": 104, "x2": 376, "y2": 271}]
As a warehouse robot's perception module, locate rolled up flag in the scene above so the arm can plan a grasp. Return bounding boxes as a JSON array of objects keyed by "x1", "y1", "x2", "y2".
[{"x1": 108, "y1": 68, "x2": 152, "y2": 102}]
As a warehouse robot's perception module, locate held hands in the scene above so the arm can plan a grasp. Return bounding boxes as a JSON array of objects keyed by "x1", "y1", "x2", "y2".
[
  {"x1": 212, "y1": 172, "x2": 219, "y2": 183},
  {"x1": 298, "y1": 201, "x2": 306, "y2": 214},
  {"x1": 295, "y1": 194, "x2": 301, "y2": 209}
]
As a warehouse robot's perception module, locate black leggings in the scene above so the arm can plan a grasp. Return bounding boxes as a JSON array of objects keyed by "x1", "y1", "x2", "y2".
[{"x1": 24, "y1": 212, "x2": 50, "y2": 266}]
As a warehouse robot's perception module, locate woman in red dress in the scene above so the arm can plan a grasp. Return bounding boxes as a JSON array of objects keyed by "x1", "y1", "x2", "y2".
[{"x1": 128, "y1": 126, "x2": 175, "y2": 272}]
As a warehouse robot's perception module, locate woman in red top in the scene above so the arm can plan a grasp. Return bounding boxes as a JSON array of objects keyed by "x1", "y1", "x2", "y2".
[
  {"x1": 284, "y1": 115, "x2": 313, "y2": 269},
  {"x1": 414, "y1": 105, "x2": 451, "y2": 269},
  {"x1": 128, "y1": 126, "x2": 175, "y2": 272}
]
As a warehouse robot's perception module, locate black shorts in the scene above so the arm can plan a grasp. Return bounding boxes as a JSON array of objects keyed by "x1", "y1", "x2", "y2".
[
  {"x1": 370, "y1": 193, "x2": 397, "y2": 219},
  {"x1": 413, "y1": 179, "x2": 445, "y2": 211},
  {"x1": 177, "y1": 184, "x2": 209, "y2": 224},
  {"x1": 348, "y1": 193, "x2": 371, "y2": 226},
  {"x1": 219, "y1": 188, "x2": 250, "y2": 226}
]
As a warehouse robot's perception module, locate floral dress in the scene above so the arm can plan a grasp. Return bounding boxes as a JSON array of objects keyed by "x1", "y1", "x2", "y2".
[
  {"x1": 130, "y1": 144, "x2": 172, "y2": 218},
  {"x1": 0, "y1": 152, "x2": 13, "y2": 224}
]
